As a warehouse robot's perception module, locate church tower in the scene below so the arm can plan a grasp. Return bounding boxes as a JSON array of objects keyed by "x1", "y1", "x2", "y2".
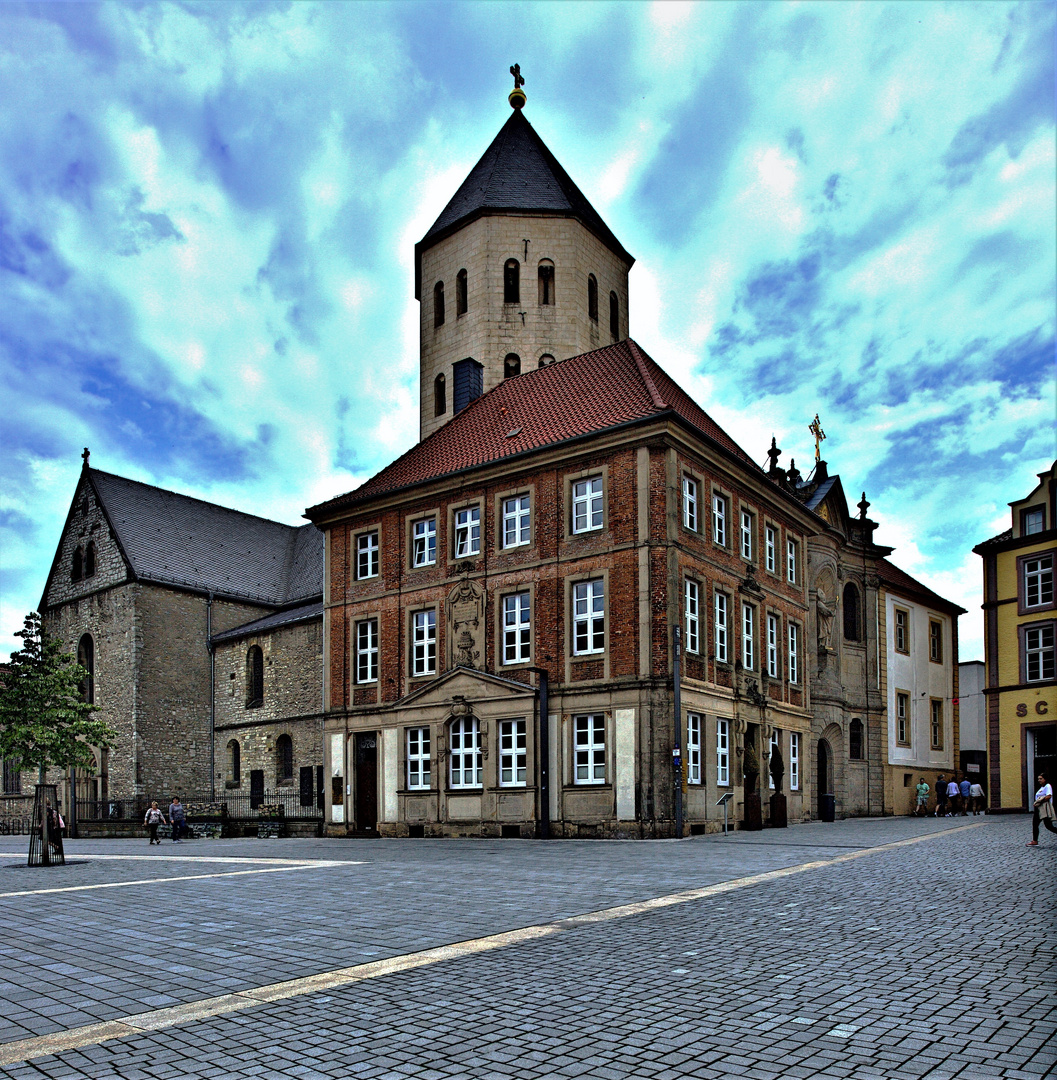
[{"x1": 415, "y1": 71, "x2": 635, "y2": 441}]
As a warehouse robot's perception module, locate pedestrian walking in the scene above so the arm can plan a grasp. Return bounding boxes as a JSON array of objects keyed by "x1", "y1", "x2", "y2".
[
  {"x1": 143, "y1": 801, "x2": 167, "y2": 845},
  {"x1": 168, "y1": 796, "x2": 187, "y2": 843},
  {"x1": 935, "y1": 775, "x2": 947, "y2": 817},
  {"x1": 915, "y1": 778, "x2": 930, "y2": 817},
  {"x1": 958, "y1": 775, "x2": 971, "y2": 816},
  {"x1": 1027, "y1": 774, "x2": 1057, "y2": 846},
  {"x1": 945, "y1": 777, "x2": 960, "y2": 817},
  {"x1": 969, "y1": 781, "x2": 985, "y2": 815}
]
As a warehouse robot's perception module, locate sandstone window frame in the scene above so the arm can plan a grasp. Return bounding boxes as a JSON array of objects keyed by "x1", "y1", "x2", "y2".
[
  {"x1": 764, "y1": 523, "x2": 778, "y2": 575},
  {"x1": 456, "y1": 269, "x2": 468, "y2": 316},
  {"x1": 568, "y1": 572, "x2": 608, "y2": 659},
  {"x1": 716, "y1": 718, "x2": 730, "y2": 786},
  {"x1": 496, "y1": 486, "x2": 534, "y2": 551},
  {"x1": 741, "y1": 601, "x2": 756, "y2": 672},
  {"x1": 766, "y1": 611, "x2": 780, "y2": 679},
  {"x1": 408, "y1": 606, "x2": 438, "y2": 679},
  {"x1": 849, "y1": 718, "x2": 864, "y2": 760},
  {"x1": 498, "y1": 587, "x2": 533, "y2": 667},
  {"x1": 928, "y1": 617, "x2": 943, "y2": 664},
  {"x1": 843, "y1": 581, "x2": 862, "y2": 642},
  {"x1": 787, "y1": 621, "x2": 801, "y2": 684},
  {"x1": 790, "y1": 732, "x2": 800, "y2": 791},
  {"x1": 573, "y1": 712, "x2": 606, "y2": 785},
  {"x1": 896, "y1": 691, "x2": 911, "y2": 746},
  {"x1": 930, "y1": 699, "x2": 944, "y2": 750},
  {"x1": 711, "y1": 487, "x2": 730, "y2": 549},
  {"x1": 684, "y1": 576, "x2": 701, "y2": 655},
  {"x1": 714, "y1": 589, "x2": 730, "y2": 664},
  {"x1": 563, "y1": 465, "x2": 609, "y2": 538},
  {"x1": 406, "y1": 726, "x2": 431, "y2": 790},
  {"x1": 786, "y1": 537, "x2": 799, "y2": 584},
  {"x1": 571, "y1": 475, "x2": 604, "y2": 535},
  {"x1": 894, "y1": 607, "x2": 910, "y2": 654},
  {"x1": 406, "y1": 510, "x2": 440, "y2": 570},
  {"x1": 686, "y1": 713, "x2": 702, "y2": 785},
  {"x1": 739, "y1": 506, "x2": 756, "y2": 562},
  {"x1": 538, "y1": 259, "x2": 555, "y2": 306},
  {"x1": 681, "y1": 470, "x2": 702, "y2": 534},
  {"x1": 353, "y1": 525, "x2": 381, "y2": 581},
  {"x1": 1018, "y1": 550, "x2": 1056, "y2": 615},
  {"x1": 354, "y1": 617, "x2": 379, "y2": 684},
  {"x1": 449, "y1": 716, "x2": 482, "y2": 788},
  {"x1": 504, "y1": 259, "x2": 520, "y2": 305},
  {"x1": 498, "y1": 718, "x2": 528, "y2": 787},
  {"x1": 449, "y1": 500, "x2": 483, "y2": 562}
]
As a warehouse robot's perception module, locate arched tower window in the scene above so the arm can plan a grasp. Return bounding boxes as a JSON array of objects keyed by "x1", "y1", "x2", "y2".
[
  {"x1": 504, "y1": 354, "x2": 521, "y2": 379},
  {"x1": 77, "y1": 634, "x2": 94, "y2": 704},
  {"x1": 276, "y1": 734, "x2": 294, "y2": 784},
  {"x1": 84, "y1": 541, "x2": 96, "y2": 578},
  {"x1": 504, "y1": 259, "x2": 520, "y2": 304},
  {"x1": 587, "y1": 274, "x2": 598, "y2": 321},
  {"x1": 538, "y1": 354, "x2": 555, "y2": 368},
  {"x1": 228, "y1": 740, "x2": 241, "y2": 786},
  {"x1": 538, "y1": 260, "x2": 554, "y2": 305},
  {"x1": 433, "y1": 281, "x2": 445, "y2": 327},
  {"x1": 843, "y1": 582, "x2": 861, "y2": 641},
  {"x1": 849, "y1": 718, "x2": 864, "y2": 760},
  {"x1": 246, "y1": 645, "x2": 264, "y2": 708},
  {"x1": 609, "y1": 291, "x2": 619, "y2": 341},
  {"x1": 434, "y1": 373, "x2": 446, "y2": 417},
  {"x1": 456, "y1": 269, "x2": 468, "y2": 316},
  {"x1": 72, "y1": 546, "x2": 83, "y2": 582}
]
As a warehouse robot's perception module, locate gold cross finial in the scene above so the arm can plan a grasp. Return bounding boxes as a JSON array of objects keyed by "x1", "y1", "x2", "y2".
[
  {"x1": 510, "y1": 63, "x2": 525, "y2": 90},
  {"x1": 508, "y1": 63, "x2": 526, "y2": 109},
  {"x1": 808, "y1": 414, "x2": 826, "y2": 463}
]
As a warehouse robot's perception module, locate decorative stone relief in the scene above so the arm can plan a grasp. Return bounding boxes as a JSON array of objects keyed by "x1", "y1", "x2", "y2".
[{"x1": 446, "y1": 577, "x2": 485, "y2": 670}]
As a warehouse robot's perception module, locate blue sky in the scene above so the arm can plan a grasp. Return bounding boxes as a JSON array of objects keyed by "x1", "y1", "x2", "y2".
[{"x1": 1, "y1": 0, "x2": 1054, "y2": 663}]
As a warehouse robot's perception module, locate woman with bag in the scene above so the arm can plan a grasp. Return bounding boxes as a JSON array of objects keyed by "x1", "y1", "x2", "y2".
[
  {"x1": 1027, "y1": 773, "x2": 1057, "y2": 846},
  {"x1": 143, "y1": 801, "x2": 167, "y2": 845}
]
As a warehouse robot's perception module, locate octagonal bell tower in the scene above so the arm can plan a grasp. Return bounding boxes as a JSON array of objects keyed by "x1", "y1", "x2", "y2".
[{"x1": 415, "y1": 75, "x2": 635, "y2": 441}]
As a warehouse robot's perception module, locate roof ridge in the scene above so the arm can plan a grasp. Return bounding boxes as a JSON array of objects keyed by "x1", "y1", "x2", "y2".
[{"x1": 626, "y1": 339, "x2": 666, "y2": 411}]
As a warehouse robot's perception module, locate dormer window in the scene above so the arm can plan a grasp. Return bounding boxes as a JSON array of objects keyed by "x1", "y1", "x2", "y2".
[
  {"x1": 538, "y1": 260, "x2": 554, "y2": 305},
  {"x1": 504, "y1": 354, "x2": 521, "y2": 379},
  {"x1": 433, "y1": 281, "x2": 445, "y2": 328},
  {"x1": 456, "y1": 269, "x2": 468, "y2": 316},
  {"x1": 609, "y1": 291, "x2": 619, "y2": 340},
  {"x1": 587, "y1": 274, "x2": 598, "y2": 321},
  {"x1": 1023, "y1": 507, "x2": 1045, "y2": 535},
  {"x1": 504, "y1": 259, "x2": 520, "y2": 304}
]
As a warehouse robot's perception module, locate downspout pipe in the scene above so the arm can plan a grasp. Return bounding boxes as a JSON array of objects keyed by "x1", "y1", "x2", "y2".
[
  {"x1": 207, "y1": 592, "x2": 215, "y2": 802},
  {"x1": 527, "y1": 666, "x2": 550, "y2": 839},
  {"x1": 673, "y1": 624, "x2": 683, "y2": 839}
]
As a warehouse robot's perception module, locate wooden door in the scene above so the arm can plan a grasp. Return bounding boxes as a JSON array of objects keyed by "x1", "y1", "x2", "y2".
[{"x1": 355, "y1": 733, "x2": 378, "y2": 832}]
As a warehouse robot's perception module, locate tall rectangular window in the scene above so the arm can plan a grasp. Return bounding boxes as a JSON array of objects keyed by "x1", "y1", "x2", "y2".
[
  {"x1": 894, "y1": 608, "x2": 909, "y2": 653},
  {"x1": 765, "y1": 525, "x2": 776, "y2": 574},
  {"x1": 499, "y1": 719, "x2": 527, "y2": 786},
  {"x1": 412, "y1": 518, "x2": 436, "y2": 567},
  {"x1": 1024, "y1": 554, "x2": 1054, "y2": 608},
  {"x1": 712, "y1": 494, "x2": 727, "y2": 546},
  {"x1": 356, "y1": 531, "x2": 379, "y2": 579},
  {"x1": 572, "y1": 477, "x2": 604, "y2": 533},
  {"x1": 687, "y1": 713, "x2": 702, "y2": 785},
  {"x1": 740, "y1": 510, "x2": 754, "y2": 561},
  {"x1": 682, "y1": 477, "x2": 698, "y2": 531},
  {"x1": 766, "y1": 613, "x2": 779, "y2": 678},
  {"x1": 450, "y1": 717, "x2": 481, "y2": 787},
  {"x1": 768, "y1": 730, "x2": 779, "y2": 789},
  {"x1": 788, "y1": 622, "x2": 800, "y2": 684},
  {"x1": 454, "y1": 507, "x2": 481, "y2": 558},
  {"x1": 717, "y1": 719, "x2": 729, "y2": 786},
  {"x1": 406, "y1": 727, "x2": 430, "y2": 790},
  {"x1": 355, "y1": 619, "x2": 378, "y2": 684},
  {"x1": 1025, "y1": 624, "x2": 1056, "y2": 682},
  {"x1": 930, "y1": 699, "x2": 944, "y2": 750},
  {"x1": 790, "y1": 732, "x2": 800, "y2": 791},
  {"x1": 929, "y1": 619, "x2": 943, "y2": 663},
  {"x1": 786, "y1": 539, "x2": 798, "y2": 583},
  {"x1": 574, "y1": 714, "x2": 606, "y2": 784},
  {"x1": 715, "y1": 592, "x2": 729, "y2": 663},
  {"x1": 502, "y1": 495, "x2": 531, "y2": 548},
  {"x1": 896, "y1": 692, "x2": 910, "y2": 745},
  {"x1": 502, "y1": 592, "x2": 531, "y2": 664},
  {"x1": 742, "y1": 603, "x2": 756, "y2": 670},
  {"x1": 573, "y1": 579, "x2": 606, "y2": 654},
  {"x1": 412, "y1": 610, "x2": 436, "y2": 676},
  {"x1": 685, "y1": 579, "x2": 700, "y2": 654},
  {"x1": 2, "y1": 757, "x2": 21, "y2": 795}
]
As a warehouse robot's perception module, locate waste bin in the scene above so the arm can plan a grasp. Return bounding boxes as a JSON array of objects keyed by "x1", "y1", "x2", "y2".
[{"x1": 819, "y1": 793, "x2": 835, "y2": 822}]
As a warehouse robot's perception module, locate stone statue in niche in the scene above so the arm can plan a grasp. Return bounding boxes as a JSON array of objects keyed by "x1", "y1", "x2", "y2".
[
  {"x1": 816, "y1": 589, "x2": 835, "y2": 652},
  {"x1": 447, "y1": 576, "x2": 485, "y2": 669}
]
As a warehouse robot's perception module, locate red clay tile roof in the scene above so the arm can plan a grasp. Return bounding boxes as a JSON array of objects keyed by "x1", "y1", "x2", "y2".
[
  {"x1": 876, "y1": 558, "x2": 966, "y2": 616},
  {"x1": 307, "y1": 340, "x2": 758, "y2": 518}
]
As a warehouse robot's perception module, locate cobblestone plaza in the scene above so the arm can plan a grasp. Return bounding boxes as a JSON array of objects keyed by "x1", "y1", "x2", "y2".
[{"x1": 0, "y1": 817, "x2": 1053, "y2": 1079}]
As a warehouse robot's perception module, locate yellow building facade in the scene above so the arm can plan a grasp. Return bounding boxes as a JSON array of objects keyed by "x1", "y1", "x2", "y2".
[{"x1": 974, "y1": 461, "x2": 1057, "y2": 810}]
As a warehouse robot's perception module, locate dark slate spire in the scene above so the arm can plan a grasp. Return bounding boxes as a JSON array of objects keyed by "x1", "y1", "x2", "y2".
[{"x1": 414, "y1": 110, "x2": 633, "y2": 297}]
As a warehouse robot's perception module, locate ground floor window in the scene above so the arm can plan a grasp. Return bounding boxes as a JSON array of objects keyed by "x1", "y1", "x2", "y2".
[
  {"x1": 790, "y1": 732, "x2": 800, "y2": 791},
  {"x1": 574, "y1": 714, "x2": 606, "y2": 784},
  {"x1": 499, "y1": 719, "x2": 527, "y2": 786},
  {"x1": 450, "y1": 717, "x2": 482, "y2": 788},
  {"x1": 407, "y1": 727, "x2": 431, "y2": 790},
  {"x1": 687, "y1": 713, "x2": 702, "y2": 784},
  {"x1": 717, "y1": 719, "x2": 729, "y2": 786},
  {"x1": 768, "y1": 729, "x2": 780, "y2": 789}
]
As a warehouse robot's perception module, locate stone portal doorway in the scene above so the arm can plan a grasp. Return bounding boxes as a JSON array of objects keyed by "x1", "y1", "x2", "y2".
[
  {"x1": 354, "y1": 733, "x2": 378, "y2": 832},
  {"x1": 817, "y1": 738, "x2": 834, "y2": 821}
]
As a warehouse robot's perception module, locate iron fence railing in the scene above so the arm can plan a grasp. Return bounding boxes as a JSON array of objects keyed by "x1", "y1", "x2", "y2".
[
  {"x1": 74, "y1": 790, "x2": 323, "y2": 823},
  {"x1": 0, "y1": 818, "x2": 32, "y2": 836}
]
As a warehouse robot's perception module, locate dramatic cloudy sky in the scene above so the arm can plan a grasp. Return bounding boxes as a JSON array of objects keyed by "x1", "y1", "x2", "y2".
[{"x1": 1, "y1": 0, "x2": 1054, "y2": 661}]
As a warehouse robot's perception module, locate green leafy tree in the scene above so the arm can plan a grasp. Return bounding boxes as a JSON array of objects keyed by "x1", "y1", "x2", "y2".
[{"x1": 0, "y1": 612, "x2": 115, "y2": 782}]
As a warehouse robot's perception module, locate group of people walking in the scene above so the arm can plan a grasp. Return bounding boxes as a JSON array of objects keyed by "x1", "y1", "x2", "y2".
[
  {"x1": 142, "y1": 797, "x2": 187, "y2": 844},
  {"x1": 913, "y1": 773, "x2": 986, "y2": 817}
]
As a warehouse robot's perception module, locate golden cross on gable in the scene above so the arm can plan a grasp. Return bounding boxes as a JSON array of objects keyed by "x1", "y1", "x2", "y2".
[
  {"x1": 809, "y1": 414, "x2": 826, "y2": 463},
  {"x1": 510, "y1": 63, "x2": 525, "y2": 90}
]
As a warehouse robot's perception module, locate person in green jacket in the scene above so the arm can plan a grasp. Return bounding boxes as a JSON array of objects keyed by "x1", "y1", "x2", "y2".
[{"x1": 915, "y1": 778, "x2": 930, "y2": 817}]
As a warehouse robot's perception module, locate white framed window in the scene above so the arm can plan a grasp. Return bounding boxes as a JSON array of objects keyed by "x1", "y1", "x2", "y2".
[
  {"x1": 502, "y1": 592, "x2": 531, "y2": 664},
  {"x1": 406, "y1": 727, "x2": 430, "y2": 789},
  {"x1": 717, "y1": 719, "x2": 729, "y2": 786},
  {"x1": 894, "y1": 608, "x2": 909, "y2": 653},
  {"x1": 574, "y1": 714, "x2": 606, "y2": 784},
  {"x1": 896, "y1": 692, "x2": 910, "y2": 745},
  {"x1": 449, "y1": 717, "x2": 482, "y2": 787},
  {"x1": 687, "y1": 713, "x2": 702, "y2": 785},
  {"x1": 682, "y1": 477, "x2": 698, "y2": 531},
  {"x1": 502, "y1": 495, "x2": 531, "y2": 548},
  {"x1": 715, "y1": 592, "x2": 729, "y2": 663},
  {"x1": 572, "y1": 476, "x2": 604, "y2": 533},
  {"x1": 573, "y1": 579, "x2": 606, "y2": 655},
  {"x1": 790, "y1": 732, "x2": 800, "y2": 791},
  {"x1": 788, "y1": 622, "x2": 800, "y2": 684},
  {"x1": 411, "y1": 609, "x2": 436, "y2": 676},
  {"x1": 740, "y1": 510, "x2": 754, "y2": 561},
  {"x1": 768, "y1": 729, "x2": 779, "y2": 789},
  {"x1": 454, "y1": 506, "x2": 481, "y2": 558},
  {"x1": 1024, "y1": 508, "x2": 1045, "y2": 535},
  {"x1": 712, "y1": 493, "x2": 727, "y2": 546},
  {"x1": 765, "y1": 525, "x2": 776, "y2": 574},
  {"x1": 766, "y1": 613, "x2": 779, "y2": 678},
  {"x1": 356, "y1": 531, "x2": 379, "y2": 579},
  {"x1": 930, "y1": 700, "x2": 944, "y2": 750},
  {"x1": 786, "y1": 538, "x2": 798, "y2": 583},
  {"x1": 1025, "y1": 624, "x2": 1055, "y2": 682},
  {"x1": 499, "y1": 719, "x2": 527, "y2": 786},
  {"x1": 355, "y1": 618, "x2": 378, "y2": 684},
  {"x1": 1025, "y1": 554, "x2": 1054, "y2": 608},
  {"x1": 685, "y1": 579, "x2": 700, "y2": 654},
  {"x1": 412, "y1": 518, "x2": 436, "y2": 567},
  {"x1": 742, "y1": 603, "x2": 756, "y2": 670}
]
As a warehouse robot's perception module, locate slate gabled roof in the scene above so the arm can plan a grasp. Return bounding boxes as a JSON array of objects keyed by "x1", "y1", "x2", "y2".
[
  {"x1": 414, "y1": 110, "x2": 633, "y2": 296},
  {"x1": 877, "y1": 558, "x2": 966, "y2": 616},
  {"x1": 211, "y1": 599, "x2": 323, "y2": 645},
  {"x1": 307, "y1": 339, "x2": 759, "y2": 518},
  {"x1": 87, "y1": 470, "x2": 322, "y2": 606}
]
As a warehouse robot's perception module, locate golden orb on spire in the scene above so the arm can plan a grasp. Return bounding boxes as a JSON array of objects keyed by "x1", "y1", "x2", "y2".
[{"x1": 508, "y1": 63, "x2": 526, "y2": 110}]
